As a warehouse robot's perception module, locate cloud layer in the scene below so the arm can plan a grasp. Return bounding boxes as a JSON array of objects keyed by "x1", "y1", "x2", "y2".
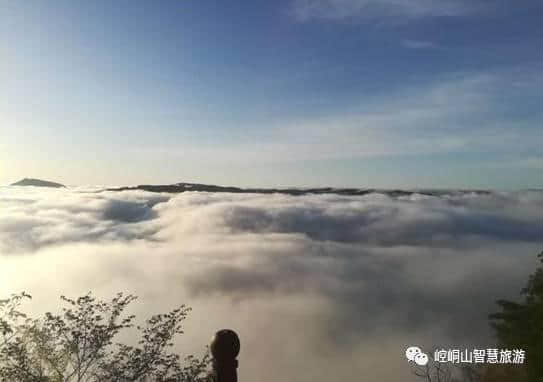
[{"x1": 1, "y1": 186, "x2": 542, "y2": 381}]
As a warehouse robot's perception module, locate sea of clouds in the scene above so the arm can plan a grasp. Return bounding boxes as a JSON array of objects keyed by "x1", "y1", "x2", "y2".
[{"x1": 1, "y1": 186, "x2": 542, "y2": 381}]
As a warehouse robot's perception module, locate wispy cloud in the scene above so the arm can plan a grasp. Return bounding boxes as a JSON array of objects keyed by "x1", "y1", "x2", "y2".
[
  {"x1": 481, "y1": 156, "x2": 543, "y2": 170},
  {"x1": 402, "y1": 39, "x2": 439, "y2": 49},
  {"x1": 133, "y1": 67, "x2": 543, "y2": 167},
  {"x1": 290, "y1": 0, "x2": 482, "y2": 23}
]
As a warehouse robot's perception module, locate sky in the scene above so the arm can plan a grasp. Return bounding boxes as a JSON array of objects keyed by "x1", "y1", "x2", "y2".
[{"x1": 1, "y1": 0, "x2": 542, "y2": 189}]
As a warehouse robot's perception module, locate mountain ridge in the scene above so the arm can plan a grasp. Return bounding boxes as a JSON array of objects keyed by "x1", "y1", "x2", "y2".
[{"x1": 106, "y1": 182, "x2": 492, "y2": 197}]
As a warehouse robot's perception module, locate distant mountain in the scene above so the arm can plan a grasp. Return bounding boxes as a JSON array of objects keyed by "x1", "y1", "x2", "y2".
[
  {"x1": 11, "y1": 178, "x2": 66, "y2": 188},
  {"x1": 107, "y1": 182, "x2": 492, "y2": 197}
]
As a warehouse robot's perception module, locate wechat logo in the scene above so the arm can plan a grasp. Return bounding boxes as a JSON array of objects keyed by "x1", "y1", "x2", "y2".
[{"x1": 406, "y1": 346, "x2": 429, "y2": 366}]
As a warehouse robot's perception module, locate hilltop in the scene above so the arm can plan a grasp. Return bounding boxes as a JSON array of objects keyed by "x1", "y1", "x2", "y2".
[{"x1": 11, "y1": 178, "x2": 66, "y2": 188}]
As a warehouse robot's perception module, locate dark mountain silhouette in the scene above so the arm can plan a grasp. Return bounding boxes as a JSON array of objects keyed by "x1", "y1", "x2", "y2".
[
  {"x1": 107, "y1": 182, "x2": 492, "y2": 197},
  {"x1": 11, "y1": 178, "x2": 66, "y2": 188}
]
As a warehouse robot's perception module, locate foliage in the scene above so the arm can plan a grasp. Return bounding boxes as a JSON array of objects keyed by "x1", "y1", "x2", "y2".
[
  {"x1": 489, "y1": 251, "x2": 543, "y2": 381},
  {"x1": 0, "y1": 292, "x2": 210, "y2": 382},
  {"x1": 411, "y1": 348, "x2": 483, "y2": 382},
  {"x1": 414, "y1": 251, "x2": 543, "y2": 382}
]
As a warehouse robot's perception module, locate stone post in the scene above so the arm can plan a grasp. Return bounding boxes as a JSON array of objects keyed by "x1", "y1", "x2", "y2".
[{"x1": 210, "y1": 329, "x2": 240, "y2": 382}]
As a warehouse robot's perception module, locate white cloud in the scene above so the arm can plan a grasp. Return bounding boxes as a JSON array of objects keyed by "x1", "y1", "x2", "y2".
[
  {"x1": 402, "y1": 39, "x2": 438, "y2": 49},
  {"x1": 290, "y1": 0, "x2": 481, "y2": 22},
  {"x1": 0, "y1": 187, "x2": 542, "y2": 381},
  {"x1": 482, "y1": 156, "x2": 543, "y2": 170},
  {"x1": 130, "y1": 67, "x2": 543, "y2": 167}
]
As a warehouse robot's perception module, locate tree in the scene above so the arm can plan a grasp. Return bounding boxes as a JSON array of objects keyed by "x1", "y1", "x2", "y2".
[
  {"x1": 0, "y1": 292, "x2": 211, "y2": 382},
  {"x1": 410, "y1": 348, "x2": 482, "y2": 382},
  {"x1": 489, "y1": 251, "x2": 543, "y2": 382},
  {"x1": 413, "y1": 251, "x2": 543, "y2": 382}
]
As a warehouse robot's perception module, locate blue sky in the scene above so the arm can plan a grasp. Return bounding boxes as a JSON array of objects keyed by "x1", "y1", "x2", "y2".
[{"x1": 1, "y1": 0, "x2": 542, "y2": 189}]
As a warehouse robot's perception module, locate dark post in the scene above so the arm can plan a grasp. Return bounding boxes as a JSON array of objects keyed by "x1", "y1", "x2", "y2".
[{"x1": 210, "y1": 329, "x2": 240, "y2": 382}]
